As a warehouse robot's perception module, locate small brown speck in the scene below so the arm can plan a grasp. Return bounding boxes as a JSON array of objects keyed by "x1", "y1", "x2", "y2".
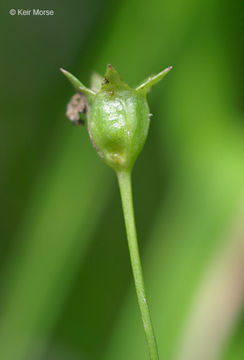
[
  {"x1": 66, "y1": 93, "x2": 88, "y2": 126},
  {"x1": 102, "y1": 78, "x2": 109, "y2": 85}
]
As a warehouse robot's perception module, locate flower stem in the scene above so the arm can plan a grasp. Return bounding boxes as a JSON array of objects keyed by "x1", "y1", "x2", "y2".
[{"x1": 116, "y1": 170, "x2": 159, "y2": 360}]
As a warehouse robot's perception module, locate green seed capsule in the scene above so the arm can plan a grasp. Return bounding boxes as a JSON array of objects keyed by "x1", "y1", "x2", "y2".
[{"x1": 61, "y1": 64, "x2": 172, "y2": 172}]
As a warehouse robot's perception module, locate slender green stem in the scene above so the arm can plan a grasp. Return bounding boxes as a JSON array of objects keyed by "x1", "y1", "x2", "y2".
[{"x1": 116, "y1": 170, "x2": 159, "y2": 360}]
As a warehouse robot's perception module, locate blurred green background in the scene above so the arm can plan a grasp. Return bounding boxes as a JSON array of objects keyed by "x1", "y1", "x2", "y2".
[{"x1": 1, "y1": 0, "x2": 244, "y2": 359}]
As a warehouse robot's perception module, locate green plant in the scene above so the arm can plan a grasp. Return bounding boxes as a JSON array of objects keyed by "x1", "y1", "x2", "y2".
[{"x1": 61, "y1": 64, "x2": 172, "y2": 360}]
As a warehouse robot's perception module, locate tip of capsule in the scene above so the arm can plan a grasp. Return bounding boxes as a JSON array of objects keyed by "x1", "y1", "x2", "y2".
[{"x1": 103, "y1": 64, "x2": 125, "y2": 88}]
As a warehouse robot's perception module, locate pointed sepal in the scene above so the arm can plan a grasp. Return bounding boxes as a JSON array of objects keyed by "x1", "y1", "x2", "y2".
[
  {"x1": 60, "y1": 68, "x2": 95, "y2": 98},
  {"x1": 136, "y1": 66, "x2": 173, "y2": 93}
]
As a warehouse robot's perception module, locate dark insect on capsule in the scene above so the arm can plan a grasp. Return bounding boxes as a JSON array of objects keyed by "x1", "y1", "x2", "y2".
[
  {"x1": 102, "y1": 77, "x2": 109, "y2": 85},
  {"x1": 66, "y1": 93, "x2": 88, "y2": 126}
]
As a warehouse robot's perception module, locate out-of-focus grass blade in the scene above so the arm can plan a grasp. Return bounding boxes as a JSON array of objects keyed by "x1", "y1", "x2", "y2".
[
  {"x1": 0, "y1": 128, "x2": 112, "y2": 360},
  {"x1": 174, "y1": 205, "x2": 244, "y2": 360},
  {"x1": 223, "y1": 317, "x2": 244, "y2": 360}
]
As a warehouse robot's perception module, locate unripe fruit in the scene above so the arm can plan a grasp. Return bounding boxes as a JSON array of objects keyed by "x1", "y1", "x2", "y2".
[
  {"x1": 61, "y1": 64, "x2": 172, "y2": 173},
  {"x1": 87, "y1": 66, "x2": 150, "y2": 171}
]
